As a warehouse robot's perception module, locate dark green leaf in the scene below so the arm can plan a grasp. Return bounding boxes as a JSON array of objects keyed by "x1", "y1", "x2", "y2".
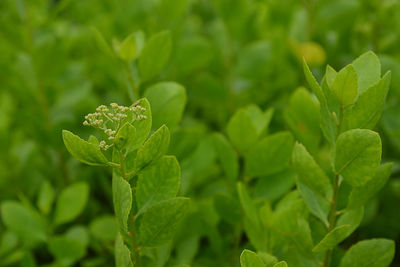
[
  {"x1": 1, "y1": 201, "x2": 47, "y2": 244},
  {"x1": 246, "y1": 132, "x2": 294, "y2": 177}
]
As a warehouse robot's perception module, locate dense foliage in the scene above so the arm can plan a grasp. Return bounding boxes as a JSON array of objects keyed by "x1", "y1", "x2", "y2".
[{"x1": 1, "y1": 0, "x2": 400, "y2": 266}]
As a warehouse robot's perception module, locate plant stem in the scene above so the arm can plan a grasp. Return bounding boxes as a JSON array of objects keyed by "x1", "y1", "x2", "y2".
[
  {"x1": 129, "y1": 215, "x2": 141, "y2": 267},
  {"x1": 323, "y1": 103, "x2": 345, "y2": 267},
  {"x1": 116, "y1": 149, "x2": 141, "y2": 267},
  {"x1": 323, "y1": 173, "x2": 339, "y2": 267}
]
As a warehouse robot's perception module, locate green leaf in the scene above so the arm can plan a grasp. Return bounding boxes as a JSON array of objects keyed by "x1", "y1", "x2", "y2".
[
  {"x1": 139, "y1": 30, "x2": 172, "y2": 82},
  {"x1": 297, "y1": 182, "x2": 330, "y2": 227},
  {"x1": 130, "y1": 98, "x2": 152, "y2": 150},
  {"x1": 348, "y1": 163, "x2": 393, "y2": 208},
  {"x1": 138, "y1": 197, "x2": 189, "y2": 247},
  {"x1": 115, "y1": 233, "x2": 133, "y2": 267},
  {"x1": 62, "y1": 130, "x2": 108, "y2": 166},
  {"x1": 227, "y1": 108, "x2": 259, "y2": 154},
  {"x1": 284, "y1": 88, "x2": 320, "y2": 153},
  {"x1": 91, "y1": 27, "x2": 113, "y2": 57},
  {"x1": 292, "y1": 143, "x2": 332, "y2": 198},
  {"x1": 313, "y1": 225, "x2": 351, "y2": 252},
  {"x1": 335, "y1": 129, "x2": 382, "y2": 187},
  {"x1": 37, "y1": 181, "x2": 55, "y2": 215},
  {"x1": 254, "y1": 169, "x2": 296, "y2": 202},
  {"x1": 112, "y1": 175, "x2": 132, "y2": 234},
  {"x1": 302, "y1": 59, "x2": 326, "y2": 104},
  {"x1": 119, "y1": 33, "x2": 137, "y2": 62},
  {"x1": 54, "y1": 182, "x2": 89, "y2": 225},
  {"x1": 313, "y1": 207, "x2": 363, "y2": 252},
  {"x1": 89, "y1": 215, "x2": 117, "y2": 242},
  {"x1": 320, "y1": 103, "x2": 338, "y2": 144},
  {"x1": 258, "y1": 252, "x2": 278, "y2": 266},
  {"x1": 88, "y1": 135, "x2": 100, "y2": 146},
  {"x1": 339, "y1": 238, "x2": 395, "y2": 267},
  {"x1": 1, "y1": 201, "x2": 47, "y2": 244},
  {"x1": 214, "y1": 194, "x2": 241, "y2": 224},
  {"x1": 237, "y1": 182, "x2": 261, "y2": 230},
  {"x1": 273, "y1": 262, "x2": 288, "y2": 267},
  {"x1": 342, "y1": 72, "x2": 391, "y2": 132},
  {"x1": 213, "y1": 133, "x2": 239, "y2": 181},
  {"x1": 115, "y1": 122, "x2": 136, "y2": 150},
  {"x1": 48, "y1": 237, "x2": 86, "y2": 265},
  {"x1": 303, "y1": 60, "x2": 337, "y2": 144},
  {"x1": 65, "y1": 226, "x2": 89, "y2": 247},
  {"x1": 144, "y1": 82, "x2": 186, "y2": 131},
  {"x1": 0, "y1": 231, "x2": 18, "y2": 255},
  {"x1": 135, "y1": 124, "x2": 170, "y2": 172},
  {"x1": 246, "y1": 105, "x2": 274, "y2": 136},
  {"x1": 136, "y1": 156, "x2": 180, "y2": 215},
  {"x1": 352, "y1": 51, "x2": 381, "y2": 94},
  {"x1": 246, "y1": 132, "x2": 294, "y2": 177},
  {"x1": 240, "y1": 249, "x2": 266, "y2": 267},
  {"x1": 325, "y1": 65, "x2": 337, "y2": 89},
  {"x1": 332, "y1": 64, "x2": 358, "y2": 106},
  {"x1": 338, "y1": 206, "x2": 364, "y2": 227}
]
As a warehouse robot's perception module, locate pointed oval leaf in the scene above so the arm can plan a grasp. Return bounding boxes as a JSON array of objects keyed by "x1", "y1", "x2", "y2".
[
  {"x1": 37, "y1": 181, "x2": 55, "y2": 215},
  {"x1": 119, "y1": 33, "x2": 137, "y2": 62},
  {"x1": 115, "y1": 122, "x2": 136, "y2": 150},
  {"x1": 332, "y1": 64, "x2": 358, "y2": 106},
  {"x1": 313, "y1": 207, "x2": 363, "y2": 253},
  {"x1": 62, "y1": 130, "x2": 108, "y2": 166},
  {"x1": 138, "y1": 197, "x2": 189, "y2": 247},
  {"x1": 227, "y1": 109, "x2": 259, "y2": 154},
  {"x1": 213, "y1": 133, "x2": 239, "y2": 181},
  {"x1": 246, "y1": 132, "x2": 294, "y2": 177},
  {"x1": 284, "y1": 88, "x2": 321, "y2": 153},
  {"x1": 339, "y1": 238, "x2": 395, "y2": 267},
  {"x1": 1, "y1": 201, "x2": 47, "y2": 244},
  {"x1": 144, "y1": 82, "x2": 186, "y2": 131},
  {"x1": 115, "y1": 233, "x2": 133, "y2": 267},
  {"x1": 112, "y1": 175, "x2": 132, "y2": 234},
  {"x1": 335, "y1": 129, "x2": 381, "y2": 187},
  {"x1": 135, "y1": 124, "x2": 170, "y2": 172},
  {"x1": 139, "y1": 30, "x2": 172, "y2": 82},
  {"x1": 136, "y1": 155, "x2": 180, "y2": 215},
  {"x1": 48, "y1": 236, "x2": 86, "y2": 264},
  {"x1": 240, "y1": 249, "x2": 266, "y2": 267},
  {"x1": 348, "y1": 163, "x2": 393, "y2": 208},
  {"x1": 342, "y1": 72, "x2": 391, "y2": 132},
  {"x1": 313, "y1": 225, "x2": 352, "y2": 253},
  {"x1": 302, "y1": 59, "x2": 326, "y2": 104},
  {"x1": 352, "y1": 51, "x2": 381, "y2": 94},
  {"x1": 54, "y1": 182, "x2": 90, "y2": 225},
  {"x1": 273, "y1": 262, "x2": 288, "y2": 267},
  {"x1": 292, "y1": 143, "x2": 332, "y2": 198},
  {"x1": 91, "y1": 27, "x2": 113, "y2": 56}
]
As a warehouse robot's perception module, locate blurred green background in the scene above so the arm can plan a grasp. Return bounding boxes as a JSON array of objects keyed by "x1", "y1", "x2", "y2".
[{"x1": 1, "y1": 0, "x2": 400, "y2": 266}]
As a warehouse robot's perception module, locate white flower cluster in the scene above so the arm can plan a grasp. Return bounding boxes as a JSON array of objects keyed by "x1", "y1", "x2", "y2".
[{"x1": 83, "y1": 102, "x2": 147, "y2": 150}]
